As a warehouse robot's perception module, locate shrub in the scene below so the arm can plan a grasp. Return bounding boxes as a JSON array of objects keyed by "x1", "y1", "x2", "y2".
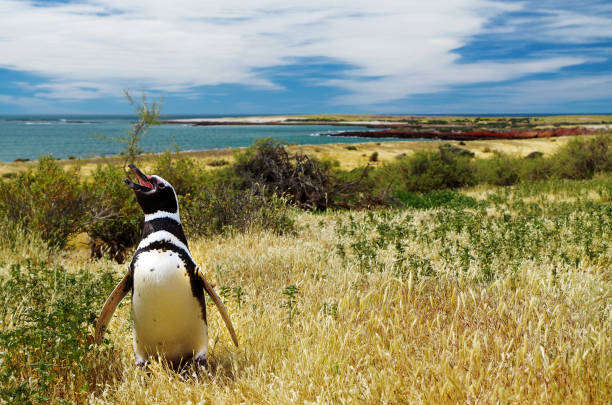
[
  {"x1": 85, "y1": 164, "x2": 141, "y2": 263},
  {"x1": 328, "y1": 166, "x2": 388, "y2": 208},
  {"x1": 181, "y1": 184, "x2": 295, "y2": 237},
  {"x1": 395, "y1": 189, "x2": 480, "y2": 210},
  {"x1": 394, "y1": 147, "x2": 476, "y2": 192},
  {"x1": 208, "y1": 159, "x2": 229, "y2": 167},
  {"x1": 369, "y1": 152, "x2": 379, "y2": 162},
  {"x1": 520, "y1": 155, "x2": 555, "y2": 182},
  {"x1": 152, "y1": 151, "x2": 202, "y2": 196},
  {"x1": 234, "y1": 138, "x2": 332, "y2": 209},
  {"x1": 476, "y1": 152, "x2": 521, "y2": 186},
  {"x1": 97, "y1": 91, "x2": 161, "y2": 169},
  {"x1": 553, "y1": 135, "x2": 612, "y2": 179},
  {"x1": 0, "y1": 261, "x2": 118, "y2": 403},
  {"x1": 0, "y1": 156, "x2": 88, "y2": 249}
]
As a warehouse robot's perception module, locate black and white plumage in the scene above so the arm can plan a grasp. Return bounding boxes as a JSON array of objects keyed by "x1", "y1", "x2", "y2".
[{"x1": 95, "y1": 164, "x2": 238, "y2": 367}]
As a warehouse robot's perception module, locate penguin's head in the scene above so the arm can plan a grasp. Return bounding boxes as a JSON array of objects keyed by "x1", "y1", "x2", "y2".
[{"x1": 125, "y1": 164, "x2": 179, "y2": 216}]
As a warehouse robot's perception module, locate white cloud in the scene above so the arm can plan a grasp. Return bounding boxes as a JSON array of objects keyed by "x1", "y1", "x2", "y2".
[
  {"x1": 0, "y1": 0, "x2": 604, "y2": 106},
  {"x1": 495, "y1": 74, "x2": 612, "y2": 106},
  {"x1": 486, "y1": 6, "x2": 612, "y2": 45},
  {"x1": 420, "y1": 74, "x2": 612, "y2": 113}
]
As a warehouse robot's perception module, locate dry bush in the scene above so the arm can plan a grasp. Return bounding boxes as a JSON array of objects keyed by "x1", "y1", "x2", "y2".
[{"x1": 235, "y1": 139, "x2": 332, "y2": 209}]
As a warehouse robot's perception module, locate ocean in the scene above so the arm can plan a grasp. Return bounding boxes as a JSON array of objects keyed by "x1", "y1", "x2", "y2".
[{"x1": 0, "y1": 115, "x2": 408, "y2": 162}]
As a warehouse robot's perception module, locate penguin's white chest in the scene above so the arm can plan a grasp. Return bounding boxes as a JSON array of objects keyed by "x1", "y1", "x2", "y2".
[{"x1": 131, "y1": 249, "x2": 207, "y2": 363}]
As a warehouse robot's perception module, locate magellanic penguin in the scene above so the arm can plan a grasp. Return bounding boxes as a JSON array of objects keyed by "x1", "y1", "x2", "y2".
[{"x1": 95, "y1": 164, "x2": 238, "y2": 367}]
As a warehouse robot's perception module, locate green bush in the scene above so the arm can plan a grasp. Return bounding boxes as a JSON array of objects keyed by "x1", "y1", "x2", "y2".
[
  {"x1": 0, "y1": 261, "x2": 118, "y2": 403},
  {"x1": 85, "y1": 164, "x2": 142, "y2": 263},
  {"x1": 328, "y1": 166, "x2": 387, "y2": 208},
  {"x1": 475, "y1": 152, "x2": 521, "y2": 186},
  {"x1": 392, "y1": 147, "x2": 476, "y2": 192},
  {"x1": 395, "y1": 189, "x2": 480, "y2": 210},
  {"x1": 152, "y1": 151, "x2": 203, "y2": 196},
  {"x1": 181, "y1": 184, "x2": 295, "y2": 237},
  {"x1": 520, "y1": 154, "x2": 555, "y2": 182},
  {"x1": 208, "y1": 159, "x2": 230, "y2": 167},
  {"x1": 553, "y1": 134, "x2": 612, "y2": 179},
  {"x1": 0, "y1": 156, "x2": 88, "y2": 249}
]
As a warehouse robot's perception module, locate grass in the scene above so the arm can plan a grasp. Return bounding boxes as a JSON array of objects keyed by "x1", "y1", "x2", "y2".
[
  {"x1": 1, "y1": 134, "x2": 612, "y2": 402},
  {"x1": 1, "y1": 173, "x2": 610, "y2": 403}
]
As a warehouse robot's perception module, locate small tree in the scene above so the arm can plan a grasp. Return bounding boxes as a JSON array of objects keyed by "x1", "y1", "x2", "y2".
[{"x1": 97, "y1": 91, "x2": 162, "y2": 170}]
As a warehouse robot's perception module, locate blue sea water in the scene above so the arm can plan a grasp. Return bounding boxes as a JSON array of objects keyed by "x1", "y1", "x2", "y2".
[{"x1": 0, "y1": 115, "x2": 413, "y2": 162}]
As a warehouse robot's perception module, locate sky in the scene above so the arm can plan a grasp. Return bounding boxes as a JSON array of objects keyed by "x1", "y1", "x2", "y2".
[{"x1": 0, "y1": 0, "x2": 611, "y2": 115}]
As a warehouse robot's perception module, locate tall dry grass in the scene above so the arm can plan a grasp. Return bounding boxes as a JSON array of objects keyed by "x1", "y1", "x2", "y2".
[
  {"x1": 90, "y1": 209, "x2": 609, "y2": 403},
  {"x1": 1, "y1": 178, "x2": 610, "y2": 404}
]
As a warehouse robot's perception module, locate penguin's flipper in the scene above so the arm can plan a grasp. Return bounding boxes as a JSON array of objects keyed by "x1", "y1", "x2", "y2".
[
  {"x1": 196, "y1": 266, "x2": 239, "y2": 347},
  {"x1": 95, "y1": 271, "x2": 133, "y2": 344}
]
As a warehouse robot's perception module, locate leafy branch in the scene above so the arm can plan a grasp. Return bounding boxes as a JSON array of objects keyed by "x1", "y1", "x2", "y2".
[{"x1": 95, "y1": 90, "x2": 162, "y2": 171}]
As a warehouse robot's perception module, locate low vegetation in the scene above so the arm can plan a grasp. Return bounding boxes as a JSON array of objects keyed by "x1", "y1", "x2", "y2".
[
  {"x1": 0, "y1": 261, "x2": 119, "y2": 403},
  {"x1": 0, "y1": 132, "x2": 610, "y2": 403}
]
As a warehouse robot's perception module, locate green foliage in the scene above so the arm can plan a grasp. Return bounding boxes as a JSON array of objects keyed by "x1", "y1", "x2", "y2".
[
  {"x1": 207, "y1": 159, "x2": 229, "y2": 167},
  {"x1": 85, "y1": 164, "x2": 142, "y2": 263},
  {"x1": 553, "y1": 134, "x2": 612, "y2": 179},
  {"x1": 181, "y1": 184, "x2": 295, "y2": 238},
  {"x1": 394, "y1": 189, "x2": 480, "y2": 209},
  {"x1": 384, "y1": 147, "x2": 476, "y2": 193},
  {"x1": 97, "y1": 91, "x2": 161, "y2": 169},
  {"x1": 152, "y1": 151, "x2": 202, "y2": 196},
  {"x1": 0, "y1": 156, "x2": 88, "y2": 249},
  {"x1": 0, "y1": 261, "x2": 119, "y2": 403},
  {"x1": 281, "y1": 285, "x2": 300, "y2": 325},
  {"x1": 335, "y1": 181, "x2": 612, "y2": 282},
  {"x1": 476, "y1": 152, "x2": 522, "y2": 186}
]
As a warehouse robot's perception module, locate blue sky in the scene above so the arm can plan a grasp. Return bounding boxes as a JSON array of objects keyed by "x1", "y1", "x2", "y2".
[{"x1": 0, "y1": 0, "x2": 611, "y2": 115}]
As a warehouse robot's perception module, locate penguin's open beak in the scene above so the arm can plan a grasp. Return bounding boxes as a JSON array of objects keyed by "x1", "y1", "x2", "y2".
[{"x1": 125, "y1": 164, "x2": 155, "y2": 192}]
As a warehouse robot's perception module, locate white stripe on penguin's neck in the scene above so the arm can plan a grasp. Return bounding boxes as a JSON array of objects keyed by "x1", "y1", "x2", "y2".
[
  {"x1": 144, "y1": 210, "x2": 181, "y2": 224},
  {"x1": 137, "y1": 230, "x2": 194, "y2": 262}
]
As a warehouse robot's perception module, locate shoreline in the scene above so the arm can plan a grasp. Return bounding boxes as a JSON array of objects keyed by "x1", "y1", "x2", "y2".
[
  {"x1": 0, "y1": 136, "x2": 586, "y2": 177},
  {"x1": 2, "y1": 114, "x2": 610, "y2": 169}
]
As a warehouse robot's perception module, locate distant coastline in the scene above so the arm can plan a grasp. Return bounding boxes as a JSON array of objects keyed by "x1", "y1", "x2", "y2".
[
  {"x1": 1, "y1": 114, "x2": 610, "y2": 162},
  {"x1": 163, "y1": 114, "x2": 612, "y2": 141}
]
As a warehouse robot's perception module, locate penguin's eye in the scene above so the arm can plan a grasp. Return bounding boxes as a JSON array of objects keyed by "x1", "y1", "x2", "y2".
[{"x1": 158, "y1": 182, "x2": 166, "y2": 189}]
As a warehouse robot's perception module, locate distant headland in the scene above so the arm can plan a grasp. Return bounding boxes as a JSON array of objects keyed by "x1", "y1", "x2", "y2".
[{"x1": 163, "y1": 114, "x2": 612, "y2": 141}]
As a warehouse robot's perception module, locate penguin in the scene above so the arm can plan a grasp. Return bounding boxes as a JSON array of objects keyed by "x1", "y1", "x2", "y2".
[{"x1": 94, "y1": 164, "x2": 238, "y2": 368}]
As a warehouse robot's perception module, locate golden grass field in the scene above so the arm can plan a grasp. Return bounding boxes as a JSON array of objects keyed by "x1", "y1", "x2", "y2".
[{"x1": 1, "y1": 136, "x2": 610, "y2": 404}]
